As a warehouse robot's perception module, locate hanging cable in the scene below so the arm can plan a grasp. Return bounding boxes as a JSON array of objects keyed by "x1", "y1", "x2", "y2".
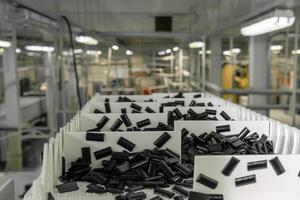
[{"x1": 61, "y1": 15, "x2": 82, "y2": 108}]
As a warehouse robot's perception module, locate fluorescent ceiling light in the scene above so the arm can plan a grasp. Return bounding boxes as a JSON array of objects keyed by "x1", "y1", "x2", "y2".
[
  {"x1": 292, "y1": 49, "x2": 300, "y2": 55},
  {"x1": 0, "y1": 40, "x2": 11, "y2": 48},
  {"x1": 189, "y1": 41, "x2": 204, "y2": 48},
  {"x1": 241, "y1": 9, "x2": 295, "y2": 36},
  {"x1": 74, "y1": 49, "x2": 83, "y2": 54},
  {"x1": 223, "y1": 48, "x2": 241, "y2": 56},
  {"x1": 165, "y1": 49, "x2": 172, "y2": 54},
  {"x1": 112, "y1": 45, "x2": 119, "y2": 50},
  {"x1": 87, "y1": 50, "x2": 102, "y2": 55},
  {"x1": 126, "y1": 50, "x2": 133, "y2": 56},
  {"x1": 15, "y1": 48, "x2": 21, "y2": 53},
  {"x1": 173, "y1": 47, "x2": 179, "y2": 51},
  {"x1": 75, "y1": 36, "x2": 98, "y2": 45},
  {"x1": 158, "y1": 51, "x2": 166, "y2": 56},
  {"x1": 198, "y1": 50, "x2": 211, "y2": 55},
  {"x1": 270, "y1": 45, "x2": 283, "y2": 51},
  {"x1": 25, "y1": 45, "x2": 54, "y2": 52},
  {"x1": 0, "y1": 48, "x2": 4, "y2": 54}
]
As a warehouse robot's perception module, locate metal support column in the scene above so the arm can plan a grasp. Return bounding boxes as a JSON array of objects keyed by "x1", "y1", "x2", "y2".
[
  {"x1": 179, "y1": 49, "x2": 183, "y2": 90},
  {"x1": 209, "y1": 37, "x2": 222, "y2": 86},
  {"x1": 202, "y1": 38, "x2": 206, "y2": 92},
  {"x1": 44, "y1": 52, "x2": 56, "y2": 136},
  {"x1": 291, "y1": 23, "x2": 299, "y2": 126},
  {"x1": 249, "y1": 35, "x2": 269, "y2": 116},
  {"x1": 3, "y1": 25, "x2": 22, "y2": 170},
  {"x1": 107, "y1": 47, "x2": 112, "y2": 87}
]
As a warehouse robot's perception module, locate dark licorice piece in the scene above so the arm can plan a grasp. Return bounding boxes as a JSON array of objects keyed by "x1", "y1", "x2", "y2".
[
  {"x1": 181, "y1": 128, "x2": 189, "y2": 139},
  {"x1": 81, "y1": 147, "x2": 91, "y2": 164},
  {"x1": 106, "y1": 187, "x2": 124, "y2": 194},
  {"x1": 153, "y1": 132, "x2": 171, "y2": 148},
  {"x1": 238, "y1": 127, "x2": 250, "y2": 140},
  {"x1": 173, "y1": 108, "x2": 183, "y2": 119},
  {"x1": 194, "y1": 93, "x2": 202, "y2": 98},
  {"x1": 187, "y1": 108, "x2": 197, "y2": 118},
  {"x1": 159, "y1": 161, "x2": 176, "y2": 178},
  {"x1": 136, "y1": 168, "x2": 149, "y2": 180},
  {"x1": 132, "y1": 110, "x2": 141, "y2": 113},
  {"x1": 116, "y1": 161, "x2": 131, "y2": 174},
  {"x1": 105, "y1": 159, "x2": 117, "y2": 172},
  {"x1": 206, "y1": 109, "x2": 217, "y2": 115},
  {"x1": 116, "y1": 195, "x2": 127, "y2": 200},
  {"x1": 150, "y1": 196, "x2": 163, "y2": 200},
  {"x1": 86, "y1": 184, "x2": 105, "y2": 194},
  {"x1": 174, "y1": 196, "x2": 184, "y2": 200},
  {"x1": 174, "y1": 163, "x2": 193, "y2": 177},
  {"x1": 131, "y1": 103, "x2": 142, "y2": 111},
  {"x1": 171, "y1": 185, "x2": 189, "y2": 197},
  {"x1": 56, "y1": 182, "x2": 79, "y2": 193},
  {"x1": 145, "y1": 106, "x2": 156, "y2": 113},
  {"x1": 111, "y1": 152, "x2": 129, "y2": 160},
  {"x1": 220, "y1": 111, "x2": 231, "y2": 120},
  {"x1": 189, "y1": 191, "x2": 224, "y2": 200},
  {"x1": 143, "y1": 181, "x2": 165, "y2": 187},
  {"x1": 86, "y1": 132, "x2": 105, "y2": 142},
  {"x1": 154, "y1": 187, "x2": 175, "y2": 199},
  {"x1": 105, "y1": 102, "x2": 111, "y2": 113},
  {"x1": 189, "y1": 100, "x2": 196, "y2": 106},
  {"x1": 121, "y1": 108, "x2": 127, "y2": 113},
  {"x1": 127, "y1": 191, "x2": 147, "y2": 200},
  {"x1": 196, "y1": 112, "x2": 208, "y2": 120},
  {"x1": 235, "y1": 174, "x2": 256, "y2": 187},
  {"x1": 94, "y1": 147, "x2": 112, "y2": 160},
  {"x1": 208, "y1": 144, "x2": 223, "y2": 153},
  {"x1": 158, "y1": 122, "x2": 173, "y2": 131},
  {"x1": 105, "y1": 98, "x2": 110, "y2": 102},
  {"x1": 127, "y1": 185, "x2": 144, "y2": 192},
  {"x1": 216, "y1": 125, "x2": 230, "y2": 133},
  {"x1": 207, "y1": 102, "x2": 214, "y2": 106},
  {"x1": 137, "y1": 119, "x2": 151, "y2": 128},
  {"x1": 111, "y1": 119, "x2": 124, "y2": 131},
  {"x1": 175, "y1": 182, "x2": 192, "y2": 189},
  {"x1": 247, "y1": 160, "x2": 267, "y2": 171},
  {"x1": 62, "y1": 156, "x2": 65, "y2": 175},
  {"x1": 94, "y1": 108, "x2": 104, "y2": 114},
  {"x1": 148, "y1": 161, "x2": 158, "y2": 176},
  {"x1": 222, "y1": 157, "x2": 240, "y2": 176},
  {"x1": 196, "y1": 174, "x2": 218, "y2": 189},
  {"x1": 120, "y1": 113, "x2": 132, "y2": 127},
  {"x1": 117, "y1": 137, "x2": 136, "y2": 151},
  {"x1": 48, "y1": 192, "x2": 55, "y2": 200},
  {"x1": 97, "y1": 116, "x2": 110, "y2": 129},
  {"x1": 269, "y1": 156, "x2": 286, "y2": 175}
]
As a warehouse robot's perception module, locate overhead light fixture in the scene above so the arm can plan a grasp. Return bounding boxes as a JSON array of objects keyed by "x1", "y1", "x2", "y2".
[
  {"x1": 165, "y1": 49, "x2": 172, "y2": 54},
  {"x1": 126, "y1": 50, "x2": 133, "y2": 56},
  {"x1": 189, "y1": 41, "x2": 204, "y2": 48},
  {"x1": 198, "y1": 50, "x2": 212, "y2": 55},
  {"x1": 173, "y1": 47, "x2": 179, "y2": 51},
  {"x1": 75, "y1": 35, "x2": 98, "y2": 45},
  {"x1": 25, "y1": 45, "x2": 54, "y2": 52},
  {"x1": 292, "y1": 49, "x2": 300, "y2": 55},
  {"x1": 74, "y1": 49, "x2": 83, "y2": 54},
  {"x1": 223, "y1": 48, "x2": 241, "y2": 56},
  {"x1": 112, "y1": 45, "x2": 119, "y2": 50},
  {"x1": 15, "y1": 48, "x2": 21, "y2": 54},
  {"x1": 0, "y1": 48, "x2": 4, "y2": 54},
  {"x1": 270, "y1": 45, "x2": 283, "y2": 51},
  {"x1": 158, "y1": 51, "x2": 166, "y2": 56},
  {"x1": 87, "y1": 50, "x2": 102, "y2": 55},
  {"x1": 0, "y1": 40, "x2": 11, "y2": 48},
  {"x1": 241, "y1": 9, "x2": 295, "y2": 36}
]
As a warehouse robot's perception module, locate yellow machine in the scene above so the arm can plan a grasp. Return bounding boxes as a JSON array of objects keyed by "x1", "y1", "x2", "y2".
[{"x1": 221, "y1": 63, "x2": 249, "y2": 103}]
